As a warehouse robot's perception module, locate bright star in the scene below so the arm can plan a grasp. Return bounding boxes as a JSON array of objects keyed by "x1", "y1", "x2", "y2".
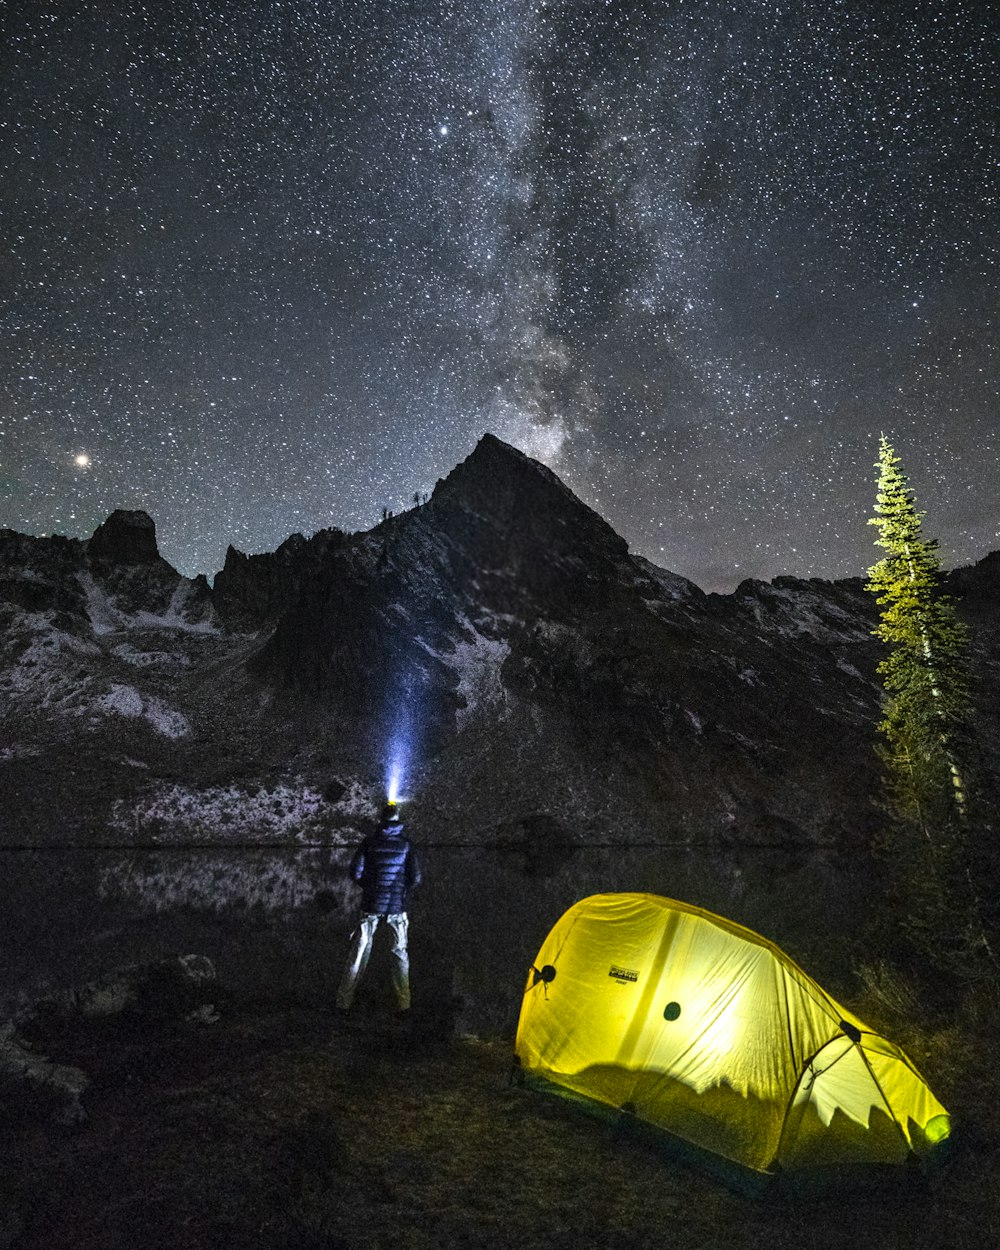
[{"x1": 74, "y1": 453, "x2": 91, "y2": 468}]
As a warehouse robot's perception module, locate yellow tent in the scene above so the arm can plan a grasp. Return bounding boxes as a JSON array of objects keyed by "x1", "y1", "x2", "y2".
[{"x1": 516, "y1": 894, "x2": 950, "y2": 1181}]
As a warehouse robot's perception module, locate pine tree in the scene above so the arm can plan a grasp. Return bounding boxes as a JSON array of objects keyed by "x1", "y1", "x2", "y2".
[{"x1": 866, "y1": 435, "x2": 989, "y2": 973}]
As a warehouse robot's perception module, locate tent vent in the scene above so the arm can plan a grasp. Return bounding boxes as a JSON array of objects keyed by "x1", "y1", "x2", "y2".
[
  {"x1": 840, "y1": 1019, "x2": 862, "y2": 1044},
  {"x1": 663, "y1": 1001, "x2": 682, "y2": 1021}
]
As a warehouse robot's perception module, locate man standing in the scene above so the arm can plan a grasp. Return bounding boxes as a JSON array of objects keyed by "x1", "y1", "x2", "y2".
[{"x1": 336, "y1": 801, "x2": 422, "y2": 1014}]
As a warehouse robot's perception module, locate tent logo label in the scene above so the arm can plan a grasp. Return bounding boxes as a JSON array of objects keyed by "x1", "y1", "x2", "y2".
[{"x1": 609, "y1": 965, "x2": 640, "y2": 983}]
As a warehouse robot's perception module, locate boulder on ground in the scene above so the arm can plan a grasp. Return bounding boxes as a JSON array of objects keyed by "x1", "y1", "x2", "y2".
[
  {"x1": 0, "y1": 1021, "x2": 89, "y2": 1127},
  {"x1": 70, "y1": 953, "x2": 219, "y2": 1023}
]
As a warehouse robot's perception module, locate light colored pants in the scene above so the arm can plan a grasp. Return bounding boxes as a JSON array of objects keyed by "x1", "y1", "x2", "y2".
[{"x1": 336, "y1": 912, "x2": 410, "y2": 1010}]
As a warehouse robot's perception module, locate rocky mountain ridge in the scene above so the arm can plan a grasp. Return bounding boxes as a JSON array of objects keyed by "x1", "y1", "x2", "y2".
[{"x1": 2, "y1": 435, "x2": 999, "y2": 856}]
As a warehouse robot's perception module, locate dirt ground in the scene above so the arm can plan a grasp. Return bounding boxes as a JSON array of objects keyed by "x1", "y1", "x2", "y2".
[{"x1": 2, "y1": 1002, "x2": 997, "y2": 1250}]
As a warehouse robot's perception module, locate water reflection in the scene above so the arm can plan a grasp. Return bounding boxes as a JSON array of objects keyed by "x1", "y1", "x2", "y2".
[{"x1": 1, "y1": 844, "x2": 869, "y2": 1031}]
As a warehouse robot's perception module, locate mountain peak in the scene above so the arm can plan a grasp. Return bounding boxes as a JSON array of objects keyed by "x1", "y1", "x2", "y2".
[
  {"x1": 439, "y1": 433, "x2": 572, "y2": 496},
  {"x1": 87, "y1": 510, "x2": 164, "y2": 565},
  {"x1": 432, "y1": 433, "x2": 626, "y2": 553}
]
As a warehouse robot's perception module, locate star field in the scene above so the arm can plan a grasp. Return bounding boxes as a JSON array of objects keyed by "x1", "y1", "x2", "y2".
[{"x1": 1, "y1": 1, "x2": 998, "y2": 589}]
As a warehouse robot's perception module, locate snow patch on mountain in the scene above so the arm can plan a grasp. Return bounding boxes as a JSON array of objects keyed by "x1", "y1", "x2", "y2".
[
  {"x1": 445, "y1": 621, "x2": 511, "y2": 728},
  {"x1": 0, "y1": 744, "x2": 43, "y2": 761},
  {"x1": 79, "y1": 572, "x2": 122, "y2": 636},
  {"x1": 108, "y1": 782, "x2": 361, "y2": 842},
  {"x1": 80, "y1": 572, "x2": 218, "y2": 635},
  {"x1": 112, "y1": 641, "x2": 192, "y2": 669},
  {"x1": 7, "y1": 612, "x2": 100, "y2": 667},
  {"x1": 96, "y1": 684, "x2": 191, "y2": 738},
  {"x1": 631, "y1": 556, "x2": 700, "y2": 603},
  {"x1": 741, "y1": 583, "x2": 872, "y2": 643},
  {"x1": 1, "y1": 611, "x2": 99, "y2": 708},
  {"x1": 325, "y1": 777, "x2": 372, "y2": 819}
]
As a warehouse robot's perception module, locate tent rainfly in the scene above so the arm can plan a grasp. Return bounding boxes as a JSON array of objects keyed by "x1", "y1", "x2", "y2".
[{"x1": 515, "y1": 894, "x2": 950, "y2": 1183}]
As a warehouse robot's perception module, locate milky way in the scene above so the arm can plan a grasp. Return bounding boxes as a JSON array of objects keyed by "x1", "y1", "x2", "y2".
[{"x1": 2, "y1": 1, "x2": 997, "y2": 589}]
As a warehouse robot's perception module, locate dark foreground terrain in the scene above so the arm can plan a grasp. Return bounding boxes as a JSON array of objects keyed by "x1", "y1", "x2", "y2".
[{"x1": 3, "y1": 994, "x2": 997, "y2": 1250}]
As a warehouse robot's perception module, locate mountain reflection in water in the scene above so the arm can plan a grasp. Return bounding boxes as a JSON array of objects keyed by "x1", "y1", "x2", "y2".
[{"x1": 2, "y1": 844, "x2": 866, "y2": 1030}]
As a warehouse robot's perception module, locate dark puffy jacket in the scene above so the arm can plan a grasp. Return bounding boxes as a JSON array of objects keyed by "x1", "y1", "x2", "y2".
[{"x1": 350, "y1": 822, "x2": 422, "y2": 915}]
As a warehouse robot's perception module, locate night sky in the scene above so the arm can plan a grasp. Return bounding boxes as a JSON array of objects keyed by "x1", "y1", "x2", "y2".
[{"x1": 2, "y1": 1, "x2": 997, "y2": 591}]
